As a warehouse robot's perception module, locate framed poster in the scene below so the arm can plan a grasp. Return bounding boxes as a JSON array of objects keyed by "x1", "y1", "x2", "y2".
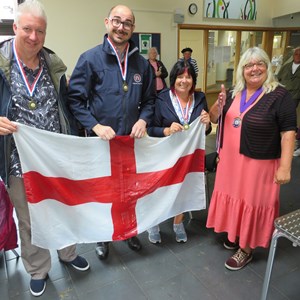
[
  {"x1": 204, "y1": 0, "x2": 257, "y2": 20},
  {"x1": 131, "y1": 33, "x2": 161, "y2": 59}
]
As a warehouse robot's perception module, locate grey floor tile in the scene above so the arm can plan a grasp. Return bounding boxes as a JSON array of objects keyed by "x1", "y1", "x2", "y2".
[
  {"x1": 0, "y1": 279, "x2": 9, "y2": 300},
  {"x1": 80, "y1": 277, "x2": 147, "y2": 300},
  {"x1": 271, "y1": 266, "x2": 300, "y2": 300},
  {"x1": 145, "y1": 271, "x2": 217, "y2": 300},
  {"x1": 121, "y1": 245, "x2": 187, "y2": 291},
  {"x1": 69, "y1": 249, "x2": 129, "y2": 297}
]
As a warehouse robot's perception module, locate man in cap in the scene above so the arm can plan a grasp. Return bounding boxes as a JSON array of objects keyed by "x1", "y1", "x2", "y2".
[{"x1": 180, "y1": 47, "x2": 199, "y2": 76}]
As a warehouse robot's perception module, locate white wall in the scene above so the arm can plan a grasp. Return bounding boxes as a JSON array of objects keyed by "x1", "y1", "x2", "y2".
[
  {"x1": 39, "y1": 0, "x2": 299, "y2": 76},
  {"x1": 272, "y1": 0, "x2": 300, "y2": 18}
]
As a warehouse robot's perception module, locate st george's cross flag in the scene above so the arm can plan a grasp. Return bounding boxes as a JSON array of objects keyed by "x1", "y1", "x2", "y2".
[{"x1": 12, "y1": 118, "x2": 206, "y2": 250}]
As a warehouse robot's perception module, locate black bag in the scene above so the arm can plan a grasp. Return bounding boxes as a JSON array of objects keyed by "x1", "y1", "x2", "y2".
[{"x1": 205, "y1": 152, "x2": 219, "y2": 172}]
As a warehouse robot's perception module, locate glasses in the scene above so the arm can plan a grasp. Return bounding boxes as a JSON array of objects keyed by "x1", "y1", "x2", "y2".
[
  {"x1": 109, "y1": 18, "x2": 134, "y2": 30},
  {"x1": 244, "y1": 61, "x2": 266, "y2": 70}
]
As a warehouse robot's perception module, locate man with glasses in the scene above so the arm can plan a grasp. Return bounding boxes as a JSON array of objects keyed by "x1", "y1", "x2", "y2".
[{"x1": 68, "y1": 5, "x2": 155, "y2": 260}]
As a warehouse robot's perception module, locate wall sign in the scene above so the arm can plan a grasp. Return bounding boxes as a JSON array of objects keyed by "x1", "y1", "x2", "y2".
[{"x1": 131, "y1": 33, "x2": 161, "y2": 59}]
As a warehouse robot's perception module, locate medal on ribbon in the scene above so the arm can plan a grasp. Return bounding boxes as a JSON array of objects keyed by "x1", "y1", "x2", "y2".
[
  {"x1": 183, "y1": 123, "x2": 190, "y2": 130},
  {"x1": 174, "y1": 92, "x2": 194, "y2": 130},
  {"x1": 123, "y1": 81, "x2": 128, "y2": 92},
  {"x1": 13, "y1": 40, "x2": 43, "y2": 110},
  {"x1": 233, "y1": 87, "x2": 264, "y2": 128},
  {"x1": 107, "y1": 37, "x2": 129, "y2": 93},
  {"x1": 28, "y1": 99, "x2": 37, "y2": 110},
  {"x1": 233, "y1": 117, "x2": 242, "y2": 128}
]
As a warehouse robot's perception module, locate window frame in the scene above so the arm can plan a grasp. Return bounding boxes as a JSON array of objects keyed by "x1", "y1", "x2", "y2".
[{"x1": 0, "y1": 0, "x2": 24, "y2": 37}]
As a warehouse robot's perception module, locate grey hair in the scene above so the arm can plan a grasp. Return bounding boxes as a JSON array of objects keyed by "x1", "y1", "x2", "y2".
[
  {"x1": 148, "y1": 47, "x2": 158, "y2": 54},
  {"x1": 293, "y1": 46, "x2": 300, "y2": 54},
  {"x1": 232, "y1": 47, "x2": 279, "y2": 98},
  {"x1": 14, "y1": 0, "x2": 47, "y2": 26}
]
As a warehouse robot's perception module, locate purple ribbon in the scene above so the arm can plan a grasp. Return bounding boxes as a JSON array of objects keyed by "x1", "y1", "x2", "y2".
[{"x1": 240, "y1": 87, "x2": 263, "y2": 114}]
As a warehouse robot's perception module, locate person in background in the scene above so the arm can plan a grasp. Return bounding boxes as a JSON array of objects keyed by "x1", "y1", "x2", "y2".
[
  {"x1": 147, "y1": 47, "x2": 168, "y2": 93},
  {"x1": 179, "y1": 47, "x2": 199, "y2": 77},
  {"x1": 277, "y1": 46, "x2": 300, "y2": 156},
  {"x1": 147, "y1": 60, "x2": 211, "y2": 244},
  {"x1": 68, "y1": 5, "x2": 155, "y2": 260},
  {"x1": 0, "y1": 0, "x2": 89, "y2": 297},
  {"x1": 207, "y1": 47, "x2": 297, "y2": 271}
]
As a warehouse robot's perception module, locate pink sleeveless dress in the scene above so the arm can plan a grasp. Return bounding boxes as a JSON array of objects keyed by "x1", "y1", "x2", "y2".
[{"x1": 206, "y1": 93, "x2": 280, "y2": 249}]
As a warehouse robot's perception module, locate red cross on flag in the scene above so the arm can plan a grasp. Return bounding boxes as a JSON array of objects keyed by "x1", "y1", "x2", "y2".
[{"x1": 13, "y1": 118, "x2": 206, "y2": 250}]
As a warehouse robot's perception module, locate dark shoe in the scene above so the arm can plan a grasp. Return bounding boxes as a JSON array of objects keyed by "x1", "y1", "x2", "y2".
[
  {"x1": 95, "y1": 242, "x2": 109, "y2": 260},
  {"x1": 225, "y1": 248, "x2": 253, "y2": 271},
  {"x1": 223, "y1": 239, "x2": 239, "y2": 250},
  {"x1": 127, "y1": 236, "x2": 142, "y2": 251},
  {"x1": 67, "y1": 255, "x2": 90, "y2": 271},
  {"x1": 30, "y1": 278, "x2": 47, "y2": 297}
]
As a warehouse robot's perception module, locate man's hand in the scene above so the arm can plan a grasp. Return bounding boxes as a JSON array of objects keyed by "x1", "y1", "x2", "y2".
[
  {"x1": 92, "y1": 124, "x2": 116, "y2": 140},
  {"x1": 130, "y1": 119, "x2": 147, "y2": 138},
  {"x1": 0, "y1": 117, "x2": 17, "y2": 136}
]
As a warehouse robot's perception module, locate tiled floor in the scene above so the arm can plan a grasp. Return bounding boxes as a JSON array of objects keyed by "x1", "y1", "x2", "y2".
[{"x1": 1, "y1": 133, "x2": 300, "y2": 300}]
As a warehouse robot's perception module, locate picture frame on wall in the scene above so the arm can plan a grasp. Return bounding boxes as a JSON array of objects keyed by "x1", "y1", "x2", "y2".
[
  {"x1": 204, "y1": 0, "x2": 257, "y2": 20},
  {"x1": 131, "y1": 32, "x2": 161, "y2": 59}
]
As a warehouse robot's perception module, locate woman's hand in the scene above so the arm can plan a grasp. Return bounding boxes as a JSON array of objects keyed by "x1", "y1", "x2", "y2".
[
  {"x1": 274, "y1": 166, "x2": 291, "y2": 185},
  {"x1": 164, "y1": 122, "x2": 184, "y2": 136},
  {"x1": 274, "y1": 130, "x2": 295, "y2": 185},
  {"x1": 200, "y1": 109, "x2": 210, "y2": 126},
  {"x1": 217, "y1": 84, "x2": 226, "y2": 109},
  {"x1": 209, "y1": 84, "x2": 226, "y2": 124},
  {"x1": 155, "y1": 70, "x2": 162, "y2": 77}
]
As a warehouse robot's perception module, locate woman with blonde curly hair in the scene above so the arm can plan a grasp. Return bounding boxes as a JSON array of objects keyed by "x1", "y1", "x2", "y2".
[{"x1": 207, "y1": 47, "x2": 297, "y2": 271}]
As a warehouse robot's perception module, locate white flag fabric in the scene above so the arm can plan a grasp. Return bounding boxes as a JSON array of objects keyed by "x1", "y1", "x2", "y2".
[{"x1": 13, "y1": 118, "x2": 206, "y2": 250}]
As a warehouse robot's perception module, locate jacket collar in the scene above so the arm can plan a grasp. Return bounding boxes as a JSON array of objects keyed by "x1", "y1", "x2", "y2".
[{"x1": 102, "y1": 34, "x2": 139, "y2": 57}]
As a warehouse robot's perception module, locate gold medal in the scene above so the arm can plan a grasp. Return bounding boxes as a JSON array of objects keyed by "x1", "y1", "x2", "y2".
[
  {"x1": 183, "y1": 123, "x2": 190, "y2": 130},
  {"x1": 123, "y1": 82, "x2": 128, "y2": 92},
  {"x1": 28, "y1": 99, "x2": 37, "y2": 110}
]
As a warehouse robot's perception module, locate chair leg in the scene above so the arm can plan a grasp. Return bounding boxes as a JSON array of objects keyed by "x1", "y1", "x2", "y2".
[
  {"x1": 260, "y1": 230, "x2": 283, "y2": 300},
  {"x1": 11, "y1": 249, "x2": 19, "y2": 259}
]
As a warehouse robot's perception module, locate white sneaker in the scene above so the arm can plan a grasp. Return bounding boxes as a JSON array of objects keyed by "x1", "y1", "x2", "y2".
[
  {"x1": 147, "y1": 225, "x2": 161, "y2": 244},
  {"x1": 293, "y1": 148, "x2": 300, "y2": 157},
  {"x1": 173, "y1": 223, "x2": 187, "y2": 243}
]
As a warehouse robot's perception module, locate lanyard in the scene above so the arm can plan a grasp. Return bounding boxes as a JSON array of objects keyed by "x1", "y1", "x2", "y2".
[
  {"x1": 240, "y1": 87, "x2": 263, "y2": 114},
  {"x1": 174, "y1": 92, "x2": 193, "y2": 125},
  {"x1": 13, "y1": 39, "x2": 43, "y2": 97},
  {"x1": 107, "y1": 37, "x2": 129, "y2": 90}
]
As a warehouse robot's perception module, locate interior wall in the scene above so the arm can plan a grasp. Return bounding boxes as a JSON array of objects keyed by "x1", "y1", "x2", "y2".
[
  {"x1": 39, "y1": 0, "x2": 298, "y2": 76},
  {"x1": 272, "y1": 0, "x2": 300, "y2": 18}
]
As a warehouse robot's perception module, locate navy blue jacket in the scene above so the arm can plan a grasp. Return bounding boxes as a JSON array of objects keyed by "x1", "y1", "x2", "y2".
[
  {"x1": 68, "y1": 35, "x2": 156, "y2": 135},
  {"x1": 148, "y1": 89, "x2": 211, "y2": 137}
]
